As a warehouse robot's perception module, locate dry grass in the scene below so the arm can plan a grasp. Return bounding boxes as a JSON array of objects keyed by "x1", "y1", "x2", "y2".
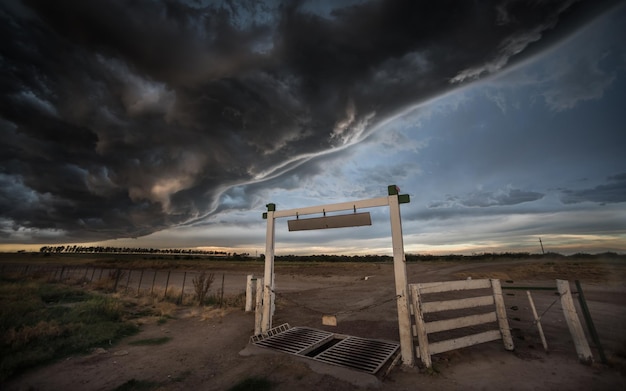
[
  {"x1": 453, "y1": 260, "x2": 625, "y2": 283},
  {"x1": 154, "y1": 301, "x2": 177, "y2": 318},
  {"x1": 0, "y1": 278, "x2": 137, "y2": 381},
  {"x1": 3, "y1": 320, "x2": 64, "y2": 347}
]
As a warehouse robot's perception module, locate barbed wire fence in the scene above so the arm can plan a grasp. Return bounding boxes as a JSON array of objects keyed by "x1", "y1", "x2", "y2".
[
  {"x1": 501, "y1": 280, "x2": 608, "y2": 363},
  {"x1": 0, "y1": 263, "x2": 248, "y2": 307}
]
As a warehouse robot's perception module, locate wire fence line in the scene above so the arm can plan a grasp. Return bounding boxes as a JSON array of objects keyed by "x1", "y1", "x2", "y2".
[{"x1": 0, "y1": 263, "x2": 249, "y2": 306}]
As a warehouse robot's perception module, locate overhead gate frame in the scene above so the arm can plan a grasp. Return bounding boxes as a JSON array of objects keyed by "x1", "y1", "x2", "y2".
[{"x1": 261, "y1": 185, "x2": 415, "y2": 366}]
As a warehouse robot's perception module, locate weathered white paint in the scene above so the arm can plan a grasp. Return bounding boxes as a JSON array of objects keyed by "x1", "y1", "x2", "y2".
[
  {"x1": 556, "y1": 279, "x2": 593, "y2": 363},
  {"x1": 425, "y1": 312, "x2": 497, "y2": 334},
  {"x1": 491, "y1": 279, "x2": 514, "y2": 351},
  {"x1": 254, "y1": 277, "x2": 264, "y2": 335},
  {"x1": 410, "y1": 284, "x2": 431, "y2": 367},
  {"x1": 262, "y1": 210, "x2": 275, "y2": 333},
  {"x1": 416, "y1": 279, "x2": 492, "y2": 294},
  {"x1": 527, "y1": 290, "x2": 548, "y2": 352},
  {"x1": 272, "y1": 196, "x2": 390, "y2": 219},
  {"x1": 388, "y1": 193, "x2": 414, "y2": 366},
  {"x1": 245, "y1": 274, "x2": 254, "y2": 312},
  {"x1": 409, "y1": 278, "x2": 515, "y2": 367},
  {"x1": 429, "y1": 330, "x2": 502, "y2": 355},
  {"x1": 422, "y1": 295, "x2": 494, "y2": 312}
]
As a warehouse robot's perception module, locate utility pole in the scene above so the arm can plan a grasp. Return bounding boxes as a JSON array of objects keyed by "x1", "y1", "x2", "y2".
[{"x1": 539, "y1": 237, "x2": 545, "y2": 255}]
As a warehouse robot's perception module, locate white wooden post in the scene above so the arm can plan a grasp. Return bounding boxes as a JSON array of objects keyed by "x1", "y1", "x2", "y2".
[
  {"x1": 491, "y1": 279, "x2": 514, "y2": 351},
  {"x1": 526, "y1": 290, "x2": 548, "y2": 352},
  {"x1": 388, "y1": 186, "x2": 415, "y2": 366},
  {"x1": 245, "y1": 274, "x2": 254, "y2": 312},
  {"x1": 410, "y1": 284, "x2": 431, "y2": 367},
  {"x1": 262, "y1": 205, "x2": 276, "y2": 333},
  {"x1": 556, "y1": 279, "x2": 593, "y2": 363},
  {"x1": 255, "y1": 277, "x2": 264, "y2": 335}
]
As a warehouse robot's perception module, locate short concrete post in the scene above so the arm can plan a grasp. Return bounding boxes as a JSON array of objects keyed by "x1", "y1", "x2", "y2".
[{"x1": 245, "y1": 274, "x2": 254, "y2": 312}]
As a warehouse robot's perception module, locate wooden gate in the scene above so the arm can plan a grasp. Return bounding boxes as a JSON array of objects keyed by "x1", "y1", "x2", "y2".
[{"x1": 409, "y1": 279, "x2": 514, "y2": 367}]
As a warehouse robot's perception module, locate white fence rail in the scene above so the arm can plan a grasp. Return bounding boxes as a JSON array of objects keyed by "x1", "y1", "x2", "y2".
[{"x1": 409, "y1": 278, "x2": 514, "y2": 367}]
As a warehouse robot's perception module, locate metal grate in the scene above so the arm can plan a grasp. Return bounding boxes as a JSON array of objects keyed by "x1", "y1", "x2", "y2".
[
  {"x1": 252, "y1": 326, "x2": 400, "y2": 374},
  {"x1": 253, "y1": 327, "x2": 334, "y2": 355},
  {"x1": 250, "y1": 323, "x2": 292, "y2": 343},
  {"x1": 312, "y1": 336, "x2": 399, "y2": 374}
]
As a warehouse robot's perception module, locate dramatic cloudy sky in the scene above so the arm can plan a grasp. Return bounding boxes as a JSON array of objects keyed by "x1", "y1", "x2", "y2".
[{"x1": 1, "y1": 0, "x2": 625, "y2": 255}]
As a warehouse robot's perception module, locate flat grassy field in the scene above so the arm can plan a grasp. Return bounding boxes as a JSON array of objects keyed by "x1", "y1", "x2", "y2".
[
  {"x1": 1, "y1": 251, "x2": 625, "y2": 390},
  {"x1": 0, "y1": 276, "x2": 138, "y2": 382}
]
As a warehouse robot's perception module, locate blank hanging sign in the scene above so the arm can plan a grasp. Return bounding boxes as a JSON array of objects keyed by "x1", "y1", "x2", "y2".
[{"x1": 288, "y1": 212, "x2": 372, "y2": 231}]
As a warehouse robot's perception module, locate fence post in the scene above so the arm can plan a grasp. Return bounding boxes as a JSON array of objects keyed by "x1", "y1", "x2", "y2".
[
  {"x1": 262, "y1": 206, "x2": 276, "y2": 333},
  {"x1": 491, "y1": 279, "x2": 514, "y2": 351},
  {"x1": 575, "y1": 280, "x2": 606, "y2": 364},
  {"x1": 245, "y1": 275, "x2": 254, "y2": 312},
  {"x1": 151, "y1": 270, "x2": 157, "y2": 295},
  {"x1": 556, "y1": 279, "x2": 593, "y2": 364},
  {"x1": 125, "y1": 269, "x2": 132, "y2": 292},
  {"x1": 113, "y1": 268, "x2": 121, "y2": 292},
  {"x1": 526, "y1": 291, "x2": 548, "y2": 352},
  {"x1": 254, "y1": 277, "x2": 264, "y2": 335},
  {"x1": 388, "y1": 190, "x2": 415, "y2": 366},
  {"x1": 179, "y1": 272, "x2": 187, "y2": 305},
  {"x1": 410, "y1": 284, "x2": 431, "y2": 367},
  {"x1": 137, "y1": 269, "x2": 145, "y2": 295},
  {"x1": 219, "y1": 274, "x2": 225, "y2": 308},
  {"x1": 164, "y1": 270, "x2": 171, "y2": 299}
]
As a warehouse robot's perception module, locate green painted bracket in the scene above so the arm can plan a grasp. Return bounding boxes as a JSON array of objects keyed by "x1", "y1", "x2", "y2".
[
  {"x1": 388, "y1": 185, "x2": 410, "y2": 203},
  {"x1": 263, "y1": 203, "x2": 276, "y2": 219}
]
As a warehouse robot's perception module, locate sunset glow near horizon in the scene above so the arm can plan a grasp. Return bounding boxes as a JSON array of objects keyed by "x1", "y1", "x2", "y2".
[{"x1": 1, "y1": 1, "x2": 625, "y2": 256}]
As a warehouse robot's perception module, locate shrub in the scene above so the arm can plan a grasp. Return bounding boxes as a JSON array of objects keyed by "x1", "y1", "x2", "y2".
[{"x1": 192, "y1": 272, "x2": 214, "y2": 305}]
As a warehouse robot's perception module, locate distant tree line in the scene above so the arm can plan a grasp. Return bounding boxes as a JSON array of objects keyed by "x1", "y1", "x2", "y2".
[
  {"x1": 34, "y1": 246, "x2": 621, "y2": 262},
  {"x1": 38, "y1": 245, "x2": 249, "y2": 258},
  {"x1": 273, "y1": 251, "x2": 623, "y2": 263}
]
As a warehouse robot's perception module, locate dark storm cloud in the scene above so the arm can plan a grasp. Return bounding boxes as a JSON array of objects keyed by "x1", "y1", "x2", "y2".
[
  {"x1": 429, "y1": 188, "x2": 544, "y2": 209},
  {"x1": 0, "y1": 0, "x2": 620, "y2": 243},
  {"x1": 560, "y1": 173, "x2": 626, "y2": 205}
]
